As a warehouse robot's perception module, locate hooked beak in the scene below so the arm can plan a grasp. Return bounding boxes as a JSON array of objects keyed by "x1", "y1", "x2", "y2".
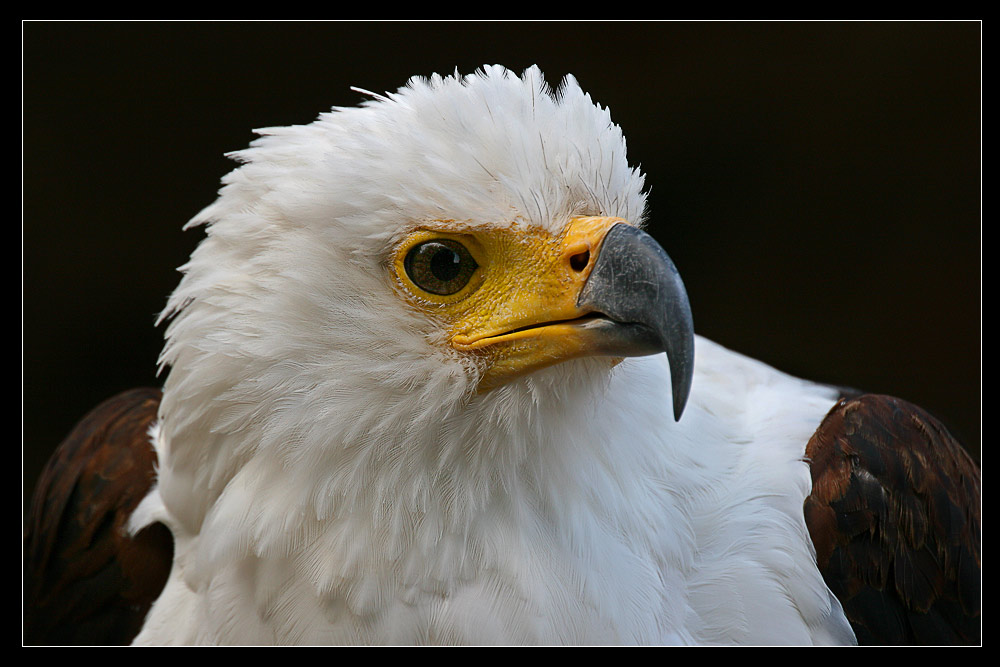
[
  {"x1": 576, "y1": 223, "x2": 695, "y2": 421},
  {"x1": 446, "y1": 218, "x2": 694, "y2": 420}
]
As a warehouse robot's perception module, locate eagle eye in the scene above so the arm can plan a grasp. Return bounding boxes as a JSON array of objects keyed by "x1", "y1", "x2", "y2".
[{"x1": 403, "y1": 239, "x2": 479, "y2": 296}]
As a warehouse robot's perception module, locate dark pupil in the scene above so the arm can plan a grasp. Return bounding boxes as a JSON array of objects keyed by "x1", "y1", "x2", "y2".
[
  {"x1": 429, "y1": 246, "x2": 461, "y2": 282},
  {"x1": 404, "y1": 239, "x2": 478, "y2": 296}
]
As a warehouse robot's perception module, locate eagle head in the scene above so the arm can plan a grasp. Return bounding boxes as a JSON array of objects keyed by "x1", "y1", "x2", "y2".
[{"x1": 153, "y1": 65, "x2": 694, "y2": 532}]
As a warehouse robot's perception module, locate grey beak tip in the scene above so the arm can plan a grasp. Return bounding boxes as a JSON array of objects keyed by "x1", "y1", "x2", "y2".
[
  {"x1": 579, "y1": 223, "x2": 696, "y2": 423},
  {"x1": 672, "y1": 372, "x2": 692, "y2": 421}
]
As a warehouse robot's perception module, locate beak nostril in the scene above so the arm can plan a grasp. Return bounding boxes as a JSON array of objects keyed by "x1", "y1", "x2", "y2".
[{"x1": 569, "y1": 249, "x2": 590, "y2": 272}]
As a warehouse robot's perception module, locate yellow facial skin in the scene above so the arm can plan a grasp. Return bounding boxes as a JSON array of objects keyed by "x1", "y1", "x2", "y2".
[{"x1": 392, "y1": 216, "x2": 627, "y2": 390}]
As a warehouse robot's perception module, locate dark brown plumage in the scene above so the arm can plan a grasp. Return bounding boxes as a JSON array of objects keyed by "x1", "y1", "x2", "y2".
[
  {"x1": 23, "y1": 388, "x2": 172, "y2": 646},
  {"x1": 804, "y1": 394, "x2": 981, "y2": 645}
]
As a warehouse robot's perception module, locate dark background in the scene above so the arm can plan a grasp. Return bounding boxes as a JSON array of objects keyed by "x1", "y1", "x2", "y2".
[{"x1": 23, "y1": 21, "x2": 981, "y2": 508}]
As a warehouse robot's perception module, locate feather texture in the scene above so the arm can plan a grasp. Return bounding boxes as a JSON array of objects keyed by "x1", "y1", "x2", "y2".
[{"x1": 25, "y1": 66, "x2": 978, "y2": 646}]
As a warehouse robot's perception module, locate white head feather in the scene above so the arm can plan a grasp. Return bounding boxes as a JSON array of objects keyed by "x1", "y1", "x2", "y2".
[{"x1": 153, "y1": 66, "x2": 646, "y2": 528}]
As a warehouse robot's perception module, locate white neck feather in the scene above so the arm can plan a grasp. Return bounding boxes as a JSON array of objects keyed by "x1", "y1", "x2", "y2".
[{"x1": 136, "y1": 339, "x2": 853, "y2": 645}]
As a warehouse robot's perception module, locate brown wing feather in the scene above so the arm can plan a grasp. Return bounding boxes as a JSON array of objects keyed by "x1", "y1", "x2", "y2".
[
  {"x1": 23, "y1": 387, "x2": 173, "y2": 646},
  {"x1": 804, "y1": 394, "x2": 980, "y2": 645}
]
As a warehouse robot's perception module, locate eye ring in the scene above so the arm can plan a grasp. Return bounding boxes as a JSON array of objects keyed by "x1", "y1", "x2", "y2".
[{"x1": 403, "y1": 238, "x2": 479, "y2": 296}]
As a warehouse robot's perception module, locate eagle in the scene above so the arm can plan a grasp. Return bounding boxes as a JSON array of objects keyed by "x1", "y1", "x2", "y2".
[{"x1": 23, "y1": 65, "x2": 980, "y2": 646}]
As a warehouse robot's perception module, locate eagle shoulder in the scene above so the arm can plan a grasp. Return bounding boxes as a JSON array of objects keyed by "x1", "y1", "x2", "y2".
[
  {"x1": 24, "y1": 387, "x2": 172, "y2": 646},
  {"x1": 803, "y1": 393, "x2": 981, "y2": 645}
]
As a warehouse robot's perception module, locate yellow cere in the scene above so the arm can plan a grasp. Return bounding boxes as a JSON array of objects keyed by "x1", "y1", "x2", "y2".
[{"x1": 391, "y1": 216, "x2": 627, "y2": 389}]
